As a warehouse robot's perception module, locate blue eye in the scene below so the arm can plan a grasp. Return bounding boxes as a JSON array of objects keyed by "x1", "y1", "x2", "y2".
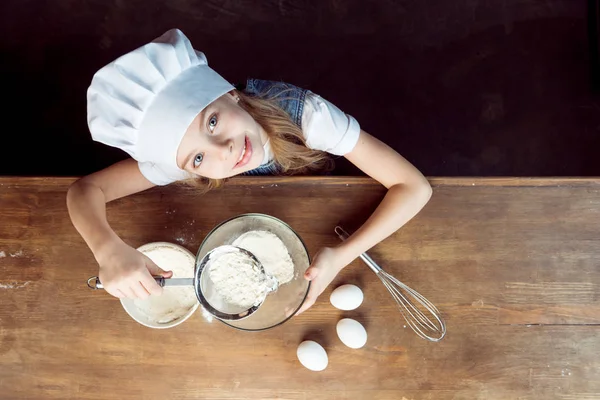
[
  {"x1": 193, "y1": 153, "x2": 204, "y2": 168},
  {"x1": 208, "y1": 114, "x2": 218, "y2": 131}
]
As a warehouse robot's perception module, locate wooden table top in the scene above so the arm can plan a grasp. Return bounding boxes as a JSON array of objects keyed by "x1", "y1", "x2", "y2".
[{"x1": 1, "y1": 177, "x2": 599, "y2": 400}]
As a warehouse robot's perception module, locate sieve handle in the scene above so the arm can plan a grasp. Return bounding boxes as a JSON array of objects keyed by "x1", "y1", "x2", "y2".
[
  {"x1": 334, "y1": 226, "x2": 383, "y2": 274},
  {"x1": 87, "y1": 276, "x2": 194, "y2": 290}
]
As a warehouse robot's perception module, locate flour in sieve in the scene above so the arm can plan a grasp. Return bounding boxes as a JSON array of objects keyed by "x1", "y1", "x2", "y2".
[
  {"x1": 207, "y1": 230, "x2": 295, "y2": 310},
  {"x1": 208, "y1": 251, "x2": 270, "y2": 309},
  {"x1": 233, "y1": 230, "x2": 295, "y2": 285},
  {"x1": 133, "y1": 245, "x2": 197, "y2": 324}
]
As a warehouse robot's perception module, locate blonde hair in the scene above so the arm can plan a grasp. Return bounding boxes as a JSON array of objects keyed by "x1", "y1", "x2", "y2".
[{"x1": 188, "y1": 87, "x2": 333, "y2": 191}]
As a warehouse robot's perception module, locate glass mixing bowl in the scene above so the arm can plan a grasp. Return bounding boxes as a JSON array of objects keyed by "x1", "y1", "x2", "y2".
[{"x1": 197, "y1": 213, "x2": 311, "y2": 331}]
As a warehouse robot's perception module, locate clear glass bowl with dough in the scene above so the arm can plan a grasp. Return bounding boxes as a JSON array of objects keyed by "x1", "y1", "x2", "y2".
[
  {"x1": 120, "y1": 242, "x2": 199, "y2": 329},
  {"x1": 197, "y1": 213, "x2": 311, "y2": 331}
]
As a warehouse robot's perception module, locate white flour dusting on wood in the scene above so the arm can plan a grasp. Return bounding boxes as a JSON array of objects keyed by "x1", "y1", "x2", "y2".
[
  {"x1": 0, "y1": 281, "x2": 30, "y2": 289},
  {"x1": 133, "y1": 245, "x2": 197, "y2": 324}
]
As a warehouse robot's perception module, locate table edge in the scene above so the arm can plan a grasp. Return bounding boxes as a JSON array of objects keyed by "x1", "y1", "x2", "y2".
[{"x1": 1, "y1": 176, "x2": 599, "y2": 187}]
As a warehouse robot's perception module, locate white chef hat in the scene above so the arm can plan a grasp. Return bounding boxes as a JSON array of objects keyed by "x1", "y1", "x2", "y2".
[{"x1": 87, "y1": 29, "x2": 234, "y2": 170}]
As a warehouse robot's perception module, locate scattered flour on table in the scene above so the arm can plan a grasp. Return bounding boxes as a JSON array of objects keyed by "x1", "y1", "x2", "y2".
[
  {"x1": 0, "y1": 251, "x2": 5, "y2": 258},
  {"x1": 132, "y1": 245, "x2": 197, "y2": 324},
  {"x1": 0, "y1": 281, "x2": 30, "y2": 289},
  {"x1": 208, "y1": 230, "x2": 295, "y2": 309}
]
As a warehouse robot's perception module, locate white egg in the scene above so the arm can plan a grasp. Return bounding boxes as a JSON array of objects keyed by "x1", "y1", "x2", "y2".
[
  {"x1": 296, "y1": 340, "x2": 328, "y2": 371},
  {"x1": 336, "y1": 318, "x2": 368, "y2": 349},
  {"x1": 330, "y1": 284, "x2": 364, "y2": 310}
]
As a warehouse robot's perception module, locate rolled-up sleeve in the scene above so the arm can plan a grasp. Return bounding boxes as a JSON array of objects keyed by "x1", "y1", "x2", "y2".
[{"x1": 301, "y1": 91, "x2": 360, "y2": 156}]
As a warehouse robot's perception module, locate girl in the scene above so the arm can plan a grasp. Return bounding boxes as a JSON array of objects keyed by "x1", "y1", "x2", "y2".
[{"x1": 67, "y1": 29, "x2": 432, "y2": 315}]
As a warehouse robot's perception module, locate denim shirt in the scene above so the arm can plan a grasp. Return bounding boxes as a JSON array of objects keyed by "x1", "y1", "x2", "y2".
[{"x1": 241, "y1": 79, "x2": 308, "y2": 176}]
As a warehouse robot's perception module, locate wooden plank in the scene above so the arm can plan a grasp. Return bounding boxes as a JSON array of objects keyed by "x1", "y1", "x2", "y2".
[
  {"x1": 0, "y1": 177, "x2": 599, "y2": 399},
  {"x1": 1, "y1": 175, "x2": 600, "y2": 188}
]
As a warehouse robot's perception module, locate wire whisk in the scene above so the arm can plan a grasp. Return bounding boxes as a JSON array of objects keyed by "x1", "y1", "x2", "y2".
[{"x1": 335, "y1": 226, "x2": 446, "y2": 342}]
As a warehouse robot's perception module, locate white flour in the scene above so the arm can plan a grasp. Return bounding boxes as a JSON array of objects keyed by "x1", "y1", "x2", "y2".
[
  {"x1": 233, "y1": 230, "x2": 295, "y2": 285},
  {"x1": 208, "y1": 230, "x2": 295, "y2": 309},
  {"x1": 133, "y1": 245, "x2": 197, "y2": 324},
  {"x1": 208, "y1": 251, "x2": 270, "y2": 309}
]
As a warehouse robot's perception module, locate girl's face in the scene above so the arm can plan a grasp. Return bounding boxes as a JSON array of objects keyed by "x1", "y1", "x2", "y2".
[{"x1": 176, "y1": 92, "x2": 267, "y2": 179}]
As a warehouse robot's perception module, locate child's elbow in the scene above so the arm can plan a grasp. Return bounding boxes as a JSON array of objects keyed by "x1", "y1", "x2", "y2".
[
  {"x1": 66, "y1": 178, "x2": 90, "y2": 210},
  {"x1": 66, "y1": 179, "x2": 82, "y2": 209},
  {"x1": 416, "y1": 178, "x2": 433, "y2": 206}
]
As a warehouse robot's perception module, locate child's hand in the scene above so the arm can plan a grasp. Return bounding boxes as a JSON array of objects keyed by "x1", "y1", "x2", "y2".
[
  {"x1": 295, "y1": 247, "x2": 345, "y2": 315},
  {"x1": 96, "y1": 241, "x2": 172, "y2": 300}
]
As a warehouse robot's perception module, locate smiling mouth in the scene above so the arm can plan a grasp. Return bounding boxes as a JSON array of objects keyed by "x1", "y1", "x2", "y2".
[{"x1": 234, "y1": 136, "x2": 252, "y2": 169}]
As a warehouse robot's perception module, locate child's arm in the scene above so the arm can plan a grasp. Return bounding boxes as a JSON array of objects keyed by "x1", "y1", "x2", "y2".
[
  {"x1": 67, "y1": 159, "x2": 172, "y2": 299},
  {"x1": 296, "y1": 130, "x2": 432, "y2": 314}
]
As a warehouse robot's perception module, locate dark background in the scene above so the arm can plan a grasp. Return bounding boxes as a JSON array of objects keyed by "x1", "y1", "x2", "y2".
[{"x1": 1, "y1": 0, "x2": 599, "y2": 177}]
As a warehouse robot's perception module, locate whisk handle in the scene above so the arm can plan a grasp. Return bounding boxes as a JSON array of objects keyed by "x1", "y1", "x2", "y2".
[
  {"x1": 334, "y1": 226, "x2": 383, "y2": 274},
  {"x1": 358, "y1": 253, "x2": 383, "y2": 274}
]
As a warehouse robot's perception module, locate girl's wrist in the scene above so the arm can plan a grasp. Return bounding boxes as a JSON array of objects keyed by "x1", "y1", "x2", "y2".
[
  {"x1": 92, "y1": 234, "x2": 124, "y2": 266},
  {"x1": 332, "y1": 242, "x2": 360, "y2": 269}
]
